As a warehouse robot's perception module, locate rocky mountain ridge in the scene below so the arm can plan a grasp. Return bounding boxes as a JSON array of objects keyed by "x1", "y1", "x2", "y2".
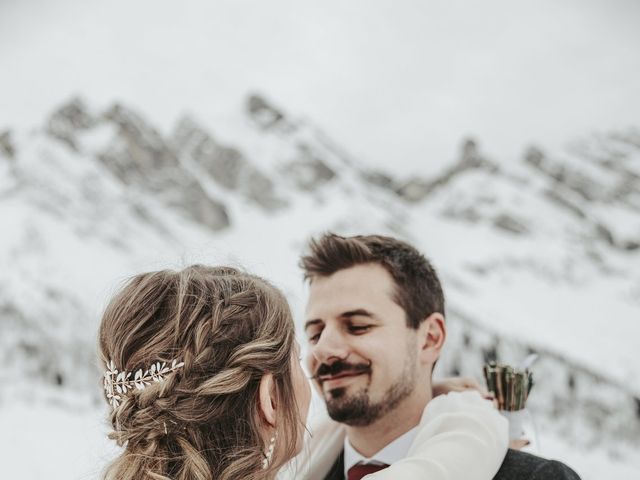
[{"x1": 1, "y1": 95, "x2": 639, "y2": 464}]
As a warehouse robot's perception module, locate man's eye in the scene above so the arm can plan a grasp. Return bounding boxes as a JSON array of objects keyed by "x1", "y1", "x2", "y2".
[
  {"x1": 307, "y1": 332, "x2": 321, "y2": 344},
  {"x1": 348, "y1": 325, "x2": 371, "y2": 334}
]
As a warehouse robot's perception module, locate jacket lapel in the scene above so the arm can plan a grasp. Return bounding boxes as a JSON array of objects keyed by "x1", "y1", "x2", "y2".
[{"x1": 323, "y1": 450, "x2": 345, "y2": 480}]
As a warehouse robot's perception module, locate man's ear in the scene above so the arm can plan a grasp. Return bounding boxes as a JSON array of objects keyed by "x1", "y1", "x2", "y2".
[
  {"x1": 259, "y1": 373, "x2": 277, "y2": 427},
  {"x1": 418, "y1": 312, "x2": 446, "y2": 364}
]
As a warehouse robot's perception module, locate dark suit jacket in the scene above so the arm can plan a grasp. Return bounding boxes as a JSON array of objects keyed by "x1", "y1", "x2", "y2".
[{"x1": 323, "y1": 449, "x2": 581, "y2": 480}]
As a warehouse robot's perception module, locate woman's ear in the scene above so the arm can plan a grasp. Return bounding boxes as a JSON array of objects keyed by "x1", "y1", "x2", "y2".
[
  {"x1": 418, "y1": 312, "x2": 446, "y2": 364},
  {"x1": 259, "y1": 373, "x2": 277, "y2": 427}
]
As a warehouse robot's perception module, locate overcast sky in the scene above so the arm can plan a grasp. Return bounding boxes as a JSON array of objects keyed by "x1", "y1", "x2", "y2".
[{"x1": 1, "y1": 0, "x2": 639, "y2": 175}]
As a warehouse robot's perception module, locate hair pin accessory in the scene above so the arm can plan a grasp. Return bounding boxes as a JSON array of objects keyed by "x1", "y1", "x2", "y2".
[{"x1": 103, "y1": 358, "x2": 185, "y2": 410}]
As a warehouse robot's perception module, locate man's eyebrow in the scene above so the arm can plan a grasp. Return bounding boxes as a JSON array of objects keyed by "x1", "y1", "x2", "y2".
[
  {"x1": 304, "y1": 310, "x2": 376, "y2": 331},
  {"x1": 304, "y1": 319, "x2": 323, "y2": 331},
  {"x1": 340, "y1": 309, "x2": 376, "y2": 319}
]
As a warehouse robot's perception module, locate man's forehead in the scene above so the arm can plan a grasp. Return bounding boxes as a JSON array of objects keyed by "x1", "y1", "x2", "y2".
[
  {"x1": 307, "y1": 263, "x2": 394, "y2": 291},
  {"x1": 304, "y1": 264, "x2": 398, "y2": 315}
]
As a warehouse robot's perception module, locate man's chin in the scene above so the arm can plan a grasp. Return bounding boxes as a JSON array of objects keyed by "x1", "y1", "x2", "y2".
[
  {"x1": 326, "y1": 403, "x2": 374, "y2": 426},
  {"x1": 324, "y1": 390, "x2": 376, "y2": 426},
  {"x1": 325, "y1": 386, "x2": 347, "y2": 401},
  {"x1": 324, "y1": 383, "x2": 416, "y2": 427},
  {"x1": 323, "y1": 379, "x2": 364, "y2": 402}
]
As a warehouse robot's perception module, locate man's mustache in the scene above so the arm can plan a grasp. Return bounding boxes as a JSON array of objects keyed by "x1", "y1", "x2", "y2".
[{"x1": 311, "y1": 360, "x2": 372, "y2": 381}]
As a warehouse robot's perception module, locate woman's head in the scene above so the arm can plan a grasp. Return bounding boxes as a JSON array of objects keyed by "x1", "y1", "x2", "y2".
[{"x1": 98, "y1": 265, "x2": 310, "y2": 480}]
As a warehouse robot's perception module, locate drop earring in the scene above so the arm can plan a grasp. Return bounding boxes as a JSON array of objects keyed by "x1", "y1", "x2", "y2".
[{"x1": 262, "y1": 431, "x2": 277, "y2": 469}]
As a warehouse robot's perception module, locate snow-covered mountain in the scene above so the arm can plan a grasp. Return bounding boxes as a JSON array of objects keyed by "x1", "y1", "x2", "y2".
[{"x1": 1, "y1": 95, "x2": 639, "y2": 478}]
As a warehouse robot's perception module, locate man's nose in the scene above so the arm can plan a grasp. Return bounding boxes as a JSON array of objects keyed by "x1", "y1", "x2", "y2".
[{"x1": 311, "y1": 326, "x2": 349, "y2": 365}]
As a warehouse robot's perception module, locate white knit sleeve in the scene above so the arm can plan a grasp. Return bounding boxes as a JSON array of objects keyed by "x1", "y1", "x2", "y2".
[{"x1": 366, "y1": 391, "x2": 508, "y2": 480}]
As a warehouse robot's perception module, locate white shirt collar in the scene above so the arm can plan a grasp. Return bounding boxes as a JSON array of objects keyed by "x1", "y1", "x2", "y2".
[{"x1": 343, "y1": 426, "x2": 418, "y2": 478}]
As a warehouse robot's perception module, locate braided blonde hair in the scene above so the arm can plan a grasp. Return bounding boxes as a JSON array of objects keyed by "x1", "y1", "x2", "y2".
[{"x1": 98, "y1": 265, "x2": 302, "y2": 480}]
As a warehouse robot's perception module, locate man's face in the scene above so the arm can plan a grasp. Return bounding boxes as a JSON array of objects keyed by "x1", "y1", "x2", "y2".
[{"x1": 304, "y1": 263, "x2": 426, "y2": 426}]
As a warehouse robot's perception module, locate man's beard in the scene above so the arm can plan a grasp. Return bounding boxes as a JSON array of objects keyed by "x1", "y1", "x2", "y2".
[{"x1": 323, "y1": 357, "x2": 417, "y2": 427}]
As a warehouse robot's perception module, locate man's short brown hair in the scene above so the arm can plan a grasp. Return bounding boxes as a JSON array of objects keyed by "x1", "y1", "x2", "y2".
[{"x1": 300, "y1": 233, "x2": 445, "y2": 329}]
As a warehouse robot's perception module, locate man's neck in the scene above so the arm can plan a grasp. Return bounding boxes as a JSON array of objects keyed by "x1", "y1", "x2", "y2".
[{"x1": 345, "y1": 390, "x2": 431, "y2": 458}]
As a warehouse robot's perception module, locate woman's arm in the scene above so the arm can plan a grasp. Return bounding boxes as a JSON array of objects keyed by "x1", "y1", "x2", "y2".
[
  {"x1": 282, "y1": 391, "x2": 507, "y2": 480},
  {"x1": 367, "y1": 391, "x2": 508, "y2": 480}
]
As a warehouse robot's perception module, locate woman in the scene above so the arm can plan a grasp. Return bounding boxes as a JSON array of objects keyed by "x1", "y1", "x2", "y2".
[{"x1": 99, "y1": 265, "x2": 507, "y2": 480}]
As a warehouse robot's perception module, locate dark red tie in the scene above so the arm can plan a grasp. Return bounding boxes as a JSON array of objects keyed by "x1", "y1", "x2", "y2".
[{"x1": 347, "y1": 463, "x2": 390, "y2": 480}]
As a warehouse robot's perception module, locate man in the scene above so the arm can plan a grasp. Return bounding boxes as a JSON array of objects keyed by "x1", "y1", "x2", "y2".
[{"x1": 301, "y1": 233, "x2": 580, "y2": 480}]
